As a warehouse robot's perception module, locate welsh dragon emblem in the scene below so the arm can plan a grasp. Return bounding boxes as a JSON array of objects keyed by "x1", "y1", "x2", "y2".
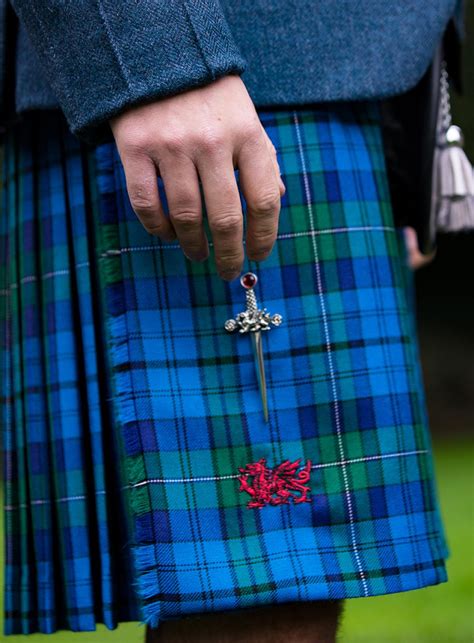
[{"x1": 238, "y1": 457, "x2": 313, "y2": 508}]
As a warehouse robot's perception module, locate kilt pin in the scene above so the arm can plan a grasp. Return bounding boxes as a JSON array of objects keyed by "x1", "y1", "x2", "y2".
[{"x1": 0, "y1": 103, "x2": 448, "y2": 634}]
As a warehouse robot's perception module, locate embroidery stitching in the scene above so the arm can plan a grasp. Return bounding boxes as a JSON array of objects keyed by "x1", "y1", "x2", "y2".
[{"x1": 238, "y1": 457, "x2": 312, "y2": 508}]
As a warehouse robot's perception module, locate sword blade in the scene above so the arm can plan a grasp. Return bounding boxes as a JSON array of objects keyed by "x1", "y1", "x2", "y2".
[{"x1": 250, "y1": 330, "x2": 268, "y2": 422}]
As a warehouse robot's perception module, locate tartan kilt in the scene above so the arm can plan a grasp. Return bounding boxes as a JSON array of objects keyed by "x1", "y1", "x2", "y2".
[{"x1": 0, "y1": 103, "x2": 448, "y2": 635}]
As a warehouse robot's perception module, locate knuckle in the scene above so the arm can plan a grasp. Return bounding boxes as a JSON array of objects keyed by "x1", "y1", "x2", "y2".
[
  {"x1": 210, "y1": 214, "x2": 242, "y2": 233},
  {"x1": 131, "y1": 200, "x2": 156, "y2": 216},
  {"x1": 216, "y1": 252, "x2": 243, "y2": 271},
  {"x1": 121, "y1": 131, "x2": 152, "y2": 156},
  {"x1": 238, "y1": 118, "x2": 263, "y2": 143},
  {"x1": 170, "y1": 208, "x2": 200, "y2": 228},
  {"x1": 250, "y1": 190, "x2": 281, "y2": 216},
  {"x1": 217, "y1": 249, "x2": 244, "y2": 263},
  {"x1": 253, "y1": 230, "x2": 276, "y2": 246},
  {"x1": 193, "y1": 129, "x2": 226, "y2": 154},
  {"x1": 238, "y1": 119, "x2": 265, "y2": 151},
  {"x1": 159, "y1": 131, "x2": 187, "y2": 154},
  {"x1": 142, "y1": 221, "x2": 166, "y2": 236},
  {"x1": 247, "y1": 230, "x2": 276, "y2": 259},
  {"x1": 129, "y1": 193, "x2": 156, "y2": 215}
]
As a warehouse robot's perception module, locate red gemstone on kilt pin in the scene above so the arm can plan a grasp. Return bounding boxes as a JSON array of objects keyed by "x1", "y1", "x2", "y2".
[
  {"x1": 241, "y1": 272, "x2": 257, "y2": 289},
  {"x1": 238, "y1": 457, "x2": 312, "y2": 508}
]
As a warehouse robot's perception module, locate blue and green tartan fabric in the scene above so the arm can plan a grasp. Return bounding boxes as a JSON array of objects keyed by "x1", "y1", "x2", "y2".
[
  {"x1": 0, "y1": 113, "x2": 139, "y2": 635},
  {"x1": 0, "y1": 104, "x2": 448, "y2": 635}
]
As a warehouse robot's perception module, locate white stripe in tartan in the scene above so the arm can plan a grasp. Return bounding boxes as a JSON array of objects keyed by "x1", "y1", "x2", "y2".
[
  {"x1": 293, "y1": 110, "x2": 370, "y2": 596},
  {"x1": 0, "y1": 262, "x2": 91, "y2": 295},
  {"x1": 3, "y1": 449, "x2": 430, "y2": 508},
  {"x1": 97, "y1": 225, "x2": 397, "y2": 260},
  {"x1": 128, "y1": 449, "x2": 429, "y2": 487}
]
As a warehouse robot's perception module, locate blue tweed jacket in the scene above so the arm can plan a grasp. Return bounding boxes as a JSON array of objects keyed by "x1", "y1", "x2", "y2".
[{"x1": 1, "y1": 1, "x2": 463, "y2": 144}]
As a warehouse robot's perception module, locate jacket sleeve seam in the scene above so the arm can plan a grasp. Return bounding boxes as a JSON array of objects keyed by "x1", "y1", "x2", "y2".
[
  {"x1": 97, "y1": 0, "x2": 133, "y2": 92},
  {"x1": 182, "y1": 1, "x2": 216, "y2": 80}
]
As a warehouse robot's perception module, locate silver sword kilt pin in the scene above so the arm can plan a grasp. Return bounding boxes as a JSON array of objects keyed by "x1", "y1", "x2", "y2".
[{"x1": 224, "y1": 272, "x2": 283, "y2": 422}]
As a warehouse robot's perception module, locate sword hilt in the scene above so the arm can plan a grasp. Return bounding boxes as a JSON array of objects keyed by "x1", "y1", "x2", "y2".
[
  {"x1": 245, "y1": 288, "x2": 258, "y2": 315},
  {"x1": 224, "y1": 272, "x2": 283, "y2": 333}
]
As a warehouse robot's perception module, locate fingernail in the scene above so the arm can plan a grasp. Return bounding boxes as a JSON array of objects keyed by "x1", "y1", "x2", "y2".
[
  {"x1": 184, "y1": 251, "x2": 208, "y2": 262},
  {"x1": 220, "y1": 270, "x2": 239, "y2": 281},
  {"x1": 247, "y1": 246, "x2": 272, "y2": 261}
]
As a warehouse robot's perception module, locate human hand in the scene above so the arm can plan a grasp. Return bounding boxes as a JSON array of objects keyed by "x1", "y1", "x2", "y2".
[
  {"x1": 403, "y1": 227, "x2": 437, "y2": 270},
  {"x1": 110, "y1": 75, "x2": 285, "y2": 281}
]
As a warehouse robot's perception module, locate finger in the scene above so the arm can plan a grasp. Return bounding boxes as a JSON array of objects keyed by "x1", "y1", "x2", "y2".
[
  {"x1": 262, "y1": 127, "x2": 286, "y2": 197},
  {"x1": 196, "y1": 152, "x2": 244, "y2": 281},
  {"x1": 403, "y1": 226, "x2": 436, "y2": 270},
  {"x1": 238, "y1": 134, "x2": 282, "y2": 261},
  {"x1": 121, "y1": 154, "x2": 176, "y2": 241},
  {"x1": 159, "y1": 158, "x2": 209, "y2": 262}
]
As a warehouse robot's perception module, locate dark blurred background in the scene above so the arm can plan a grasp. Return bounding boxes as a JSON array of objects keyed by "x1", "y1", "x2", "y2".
[{"x1": 416, "y1": 0, "x2": 474, "y2": 437}]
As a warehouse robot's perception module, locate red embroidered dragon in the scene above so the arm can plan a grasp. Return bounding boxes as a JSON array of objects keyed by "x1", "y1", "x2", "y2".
[{"x1": 238, "y1": 457, "x2": 313, "y2": 508}]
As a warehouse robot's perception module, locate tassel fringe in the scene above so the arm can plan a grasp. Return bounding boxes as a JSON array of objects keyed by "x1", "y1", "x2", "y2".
[
  {"x1": 434, "y1": 140, "x2": 474, "y2": 232},
  {"x1": 433, "y1": 67, "x2": 474, "y2": 234}
]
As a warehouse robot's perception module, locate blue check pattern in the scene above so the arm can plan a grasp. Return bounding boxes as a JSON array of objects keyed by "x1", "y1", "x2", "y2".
[{"x1": 0, "y1": 103, "x2": 448, "y2": 635}]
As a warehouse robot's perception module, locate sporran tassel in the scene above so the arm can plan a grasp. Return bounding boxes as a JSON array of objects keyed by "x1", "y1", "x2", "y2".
[{"x1": 433, "y1": 62, "x2": 474, "y2": 233}]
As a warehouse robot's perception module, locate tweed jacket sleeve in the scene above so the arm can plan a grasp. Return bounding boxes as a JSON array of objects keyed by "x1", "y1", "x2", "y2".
[{"x1": 10, "y1": 0, "x2": 247, "y2": 144}]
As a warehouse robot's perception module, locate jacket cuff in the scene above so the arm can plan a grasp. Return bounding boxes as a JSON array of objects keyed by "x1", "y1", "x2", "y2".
[{"x1": 11, "y1": 0, "x2": 247, "y2": 145}]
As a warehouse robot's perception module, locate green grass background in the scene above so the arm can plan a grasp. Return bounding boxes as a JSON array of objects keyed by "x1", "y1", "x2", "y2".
[{"x1": 1, "y1": 438, "x2": 472, "y2": 643}]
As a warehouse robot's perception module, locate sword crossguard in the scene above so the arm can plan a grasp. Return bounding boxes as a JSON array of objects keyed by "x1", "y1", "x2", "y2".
[{"x1": 224, "y1": 272, "x2": 283, "y2": 333}]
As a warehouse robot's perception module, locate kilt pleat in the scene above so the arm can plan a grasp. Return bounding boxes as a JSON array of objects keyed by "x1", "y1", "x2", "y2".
[
  {"x1": 1, "y1": 104, "x2": 448, "y2": 635},
  {"x1": 1, "y1": 114, "x2": 138, "y2": 635}
]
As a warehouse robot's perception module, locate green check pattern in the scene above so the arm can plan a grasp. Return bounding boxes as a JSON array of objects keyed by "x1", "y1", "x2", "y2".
[{"x1": 1, "y1": 103, "x2": 448, "y2": 635}]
